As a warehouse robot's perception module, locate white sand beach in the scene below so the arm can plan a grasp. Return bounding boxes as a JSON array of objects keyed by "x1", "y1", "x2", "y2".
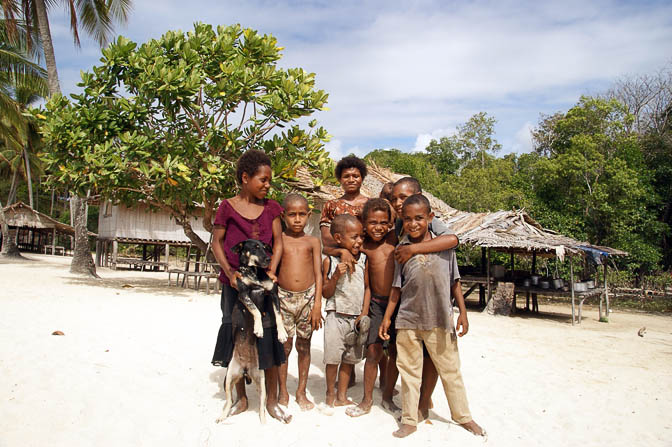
[{"x1": 1, "y1": 254, "x2": 671, "y2": 447}]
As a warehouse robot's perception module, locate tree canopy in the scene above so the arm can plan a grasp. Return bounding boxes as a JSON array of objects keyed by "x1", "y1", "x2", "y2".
[{"x1": 39, "y1": 23, "x2": 333, "y2": 252}]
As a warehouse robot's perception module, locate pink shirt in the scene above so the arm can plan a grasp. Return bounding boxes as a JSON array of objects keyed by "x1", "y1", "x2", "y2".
[{"x1": 213, "y1": 198, "x2": 283, "y2": 285}]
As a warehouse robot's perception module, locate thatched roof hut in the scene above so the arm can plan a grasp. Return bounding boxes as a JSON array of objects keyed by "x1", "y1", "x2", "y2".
[
  {"x1": 290, "y1": 162, "x2": 626, "y2": 261},
  {"x1": 2, "y1": 202, "x2": 78, "y2": 236},
  {"x1": 1, "y1": 202, "x2": 94, "y2": 254}
]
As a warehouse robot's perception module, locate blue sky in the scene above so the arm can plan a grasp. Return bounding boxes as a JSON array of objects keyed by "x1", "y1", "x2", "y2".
[{"x1": 46, "y1": 0, "x2": 672, "y2": 160}]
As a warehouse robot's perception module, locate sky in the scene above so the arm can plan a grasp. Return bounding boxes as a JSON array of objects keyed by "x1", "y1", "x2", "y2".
[{"x1": 46, "y1": 0, "x2": 672, "y2": 160}]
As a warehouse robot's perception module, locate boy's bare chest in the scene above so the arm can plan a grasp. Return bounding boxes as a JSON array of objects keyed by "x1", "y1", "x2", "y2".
[
  {"x1": 283, "y1": 239, "x2": 313, "y2": 259},
  {"x1": 366, "y1": 246, "x2": 395, "y2": 272}
]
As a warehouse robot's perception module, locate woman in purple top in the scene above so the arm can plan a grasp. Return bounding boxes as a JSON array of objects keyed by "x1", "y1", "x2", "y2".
[{"x1": 211, "y1": 149, "x2": 289, "y2": 422}]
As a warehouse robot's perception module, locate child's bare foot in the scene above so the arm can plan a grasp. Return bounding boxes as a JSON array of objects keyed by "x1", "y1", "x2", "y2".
[
  {"x1": 345, "y1": 401, "x2": 372, "y2": 417},
  {"x1": 296, "y1": 392, "x2": 314, "y2": 411},
  {"x1": 230, "y1": 397, "x2": 248, "y2": 416},
  {"x1": 381, "y1": 398, "x2": 401, "y2": 414},
  {"x1": 267, "y1": 403, "x2": 293, "y2": 424},
  {"x1": 334, "y1": 397, "x2": 356, "y2": 407},
  {"x1": 460, "y1": 420, "x2": 486, "y2": 436},
  {"x1": 392, "y1": 424, "x2": 417, "y2": 438},
  {"x1": 278, "y1": 390, "x2": 290, "y2": 407}
]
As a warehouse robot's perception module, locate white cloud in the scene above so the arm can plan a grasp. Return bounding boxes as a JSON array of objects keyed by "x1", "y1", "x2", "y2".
[
  {"x1": 512, "y1": 122, "x2": 535, "y2": 154},
  {"x1": 47, "y1": 0, "x2": 672, "y2": 155},
  {"x1": 324, "y1": 140, "x2": 368, "y2": 161},
  {"x1": 411, "y1": 128, "x2": 455, "y2": 153}
]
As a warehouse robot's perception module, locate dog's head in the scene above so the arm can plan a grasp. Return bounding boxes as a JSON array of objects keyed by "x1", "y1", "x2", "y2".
[{"x1": 232, "y1": 239, "x2": 272, "y2": 269}]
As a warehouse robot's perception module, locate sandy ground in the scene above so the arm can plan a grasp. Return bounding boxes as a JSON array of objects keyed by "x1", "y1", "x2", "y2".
[{"x1": 1, "y1": 254, "x2": 671, "y2": 447}]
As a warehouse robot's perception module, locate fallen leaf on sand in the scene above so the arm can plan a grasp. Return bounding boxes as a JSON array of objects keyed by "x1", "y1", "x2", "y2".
[
  {"x1": 122, "y1": 284, "x2": 134, "y2": 288},
  {"x1": 638, "y1": 327, "x2": 646, "y2": 337},
  {"x1": 52, "y1": 330, "x2": 64, "y2": 336}
]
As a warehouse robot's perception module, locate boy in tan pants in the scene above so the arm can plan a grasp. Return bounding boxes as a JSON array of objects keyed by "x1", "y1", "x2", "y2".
[{"x1": 379, "y1": 194, "x2": 485, "y2": 438}]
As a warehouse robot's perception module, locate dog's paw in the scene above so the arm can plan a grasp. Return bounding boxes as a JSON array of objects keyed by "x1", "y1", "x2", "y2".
[
  {"x1": 277, "y1": 328, "x2": 288, "y2": 344},
  {"x1": 215, "y1": 415, "x2": 227, "y2": 424},
  {"x1": 253, "y1": 322, "x2": 264, "y2": 338}
]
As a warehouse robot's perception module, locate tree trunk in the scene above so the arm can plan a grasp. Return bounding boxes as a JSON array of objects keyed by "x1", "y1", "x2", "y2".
[
  {"x1": 0, "y1": 200, "x2": 23, "y2": 258},
  {"x1": 34, "y1": 0, "x2": 97, "y2": 276},
  {"x1": 7, "y1": 168, "x2": 18, "y2": 205},
  {"x1": 23, "y1": 145, "x2": 34, "y2": 208},
  {"x1": 177, "y1": 218, "x2": 214, "y2": 261},
  {"x1": 33, "y1": 0, "x2": 61, "y2": 96},
  {"x1": 69, "y1": 195, "x2": 98, "y2": 277}
]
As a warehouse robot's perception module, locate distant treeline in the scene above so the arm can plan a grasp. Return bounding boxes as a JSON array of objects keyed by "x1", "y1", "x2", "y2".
[{"x1": 365, "y1": 68, "x2": 672, "y2": 285}]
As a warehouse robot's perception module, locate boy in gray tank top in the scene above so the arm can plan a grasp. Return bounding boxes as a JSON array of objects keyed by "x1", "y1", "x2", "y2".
[{"x1": 322, "y1": 214, "x2": 371, "y2": 407}]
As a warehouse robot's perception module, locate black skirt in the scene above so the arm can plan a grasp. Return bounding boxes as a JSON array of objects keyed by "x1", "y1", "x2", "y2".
[{"x1": 211, "y1": 284, "x2": 286, "y2": 369}]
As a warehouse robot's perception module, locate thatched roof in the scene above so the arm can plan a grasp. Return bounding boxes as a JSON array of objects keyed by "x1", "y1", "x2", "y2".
[
  {"x1": 290, "y1": 162, "x2": 627, "y2": 260},
  {"x1": 2, "y1": 202, "x2": 96, "y2": 237}
]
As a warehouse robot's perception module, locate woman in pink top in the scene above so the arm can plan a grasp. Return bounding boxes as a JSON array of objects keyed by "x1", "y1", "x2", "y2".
[{"x1": 211, "y1": 149, "x2": 289, "y2": 423}]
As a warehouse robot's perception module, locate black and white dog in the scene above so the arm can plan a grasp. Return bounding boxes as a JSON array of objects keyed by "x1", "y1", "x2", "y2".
[{"x1": 217, "y1": 239, "x2": 289, "y2": 424}]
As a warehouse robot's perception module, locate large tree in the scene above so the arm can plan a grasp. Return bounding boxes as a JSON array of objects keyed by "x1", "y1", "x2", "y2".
[
  {"x1": 2, "y1": 0, "x2": 132, "y2": 276},
  {"x1": 531, "y1": 96, "x2": 661, "y2": 273},
  {"x1": 40, "y1": 24, "x2": 333, "y2": 254}
]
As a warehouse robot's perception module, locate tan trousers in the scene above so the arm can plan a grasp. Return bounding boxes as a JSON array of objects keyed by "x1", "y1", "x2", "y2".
[{"x1": 396, "y1": 328, "x2": 472, "y2": 426}]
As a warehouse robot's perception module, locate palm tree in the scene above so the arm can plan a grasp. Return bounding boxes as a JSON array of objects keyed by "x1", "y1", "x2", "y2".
[
  {"x1": 2, "y1": 0, "x2": 133, "y2": 275},
  {"x1": 0, "y1": 19, "x2": 46, "y2": 258}
]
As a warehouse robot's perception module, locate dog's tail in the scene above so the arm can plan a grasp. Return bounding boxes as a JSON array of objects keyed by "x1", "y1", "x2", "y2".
[{"x1": 243, "y1": 369, "x2": 252, "y2": 385}]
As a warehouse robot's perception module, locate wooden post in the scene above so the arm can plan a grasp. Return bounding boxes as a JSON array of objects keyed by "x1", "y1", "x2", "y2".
[
  {"x1": 479, "y1": 247, "x2": 486, "y2": 306},
  {"x1": 570, "y1": 257, "x2": 575, "y2": 326},
  {"x1": 510, "y1": 249, "x2": 514, "y2": 276},
  {"x1": 52, "y1": 228, "x2": 56, "y2": 255},
  {"x1": 112, "y1": 240, "x2": 118, "y2": 270},
  {"x1": 532, "y1": 250, "x2": 537, "y2": 274},
  {"x1": 604, "y1": 263, "x2": 610, "y2": 320},
  {"x1": 95, "y1": 240, "x2": 100, "y2": 266},
  {"x1": 486, "y1": 248, "x2": 492, "y2": 304},
  {"x1": 165, "y1": 243, "x2": 170, "y2": 271}
]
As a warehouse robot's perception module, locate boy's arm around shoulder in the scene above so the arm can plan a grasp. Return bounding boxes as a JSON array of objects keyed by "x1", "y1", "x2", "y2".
[
  {"x1": 310, "y1": 236, "x2": 324, "y2": 331},
  {"x1": 394, "y1": 233, "x2": 459, "y2": 264}
]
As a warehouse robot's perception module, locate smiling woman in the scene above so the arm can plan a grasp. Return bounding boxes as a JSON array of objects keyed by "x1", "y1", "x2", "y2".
[{"x1": 319, "y1": 155, "x2": 370, "y2": 270}]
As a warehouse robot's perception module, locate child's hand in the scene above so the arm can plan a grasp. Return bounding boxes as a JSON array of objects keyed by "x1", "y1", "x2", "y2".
[
  {"x1": 379, "y1": 318, "x2": 391, "y2": 341},
  {"x1": 266, "y1": 271, "x2": 278, "y2": 283},
  {"x1": 394, "y1": 244, "x2": 416, "y2": 264},
  {"x1": 339, "y1": 249, "x2": 356, "y2": 273},
  {"x1": 456, "y1": 312, "x2": 469, "y2": 337},
  {"x1": 355, "y1": 313, "x2": 365, "y2": 325},
  {"x1": 310, "y1": 304, "x2": 323, "y2": 331},
  {"x1": 334, "y1": 262, "x2": 349, "y2": 279}
]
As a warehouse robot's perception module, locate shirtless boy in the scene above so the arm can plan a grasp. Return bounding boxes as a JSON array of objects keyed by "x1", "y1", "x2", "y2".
[
  {"x1": 346, "y1": 198, "x2": 398, "y2": 417},
  {"x1": 277, "y1": 194, "x2": 323, "y2": 411}
]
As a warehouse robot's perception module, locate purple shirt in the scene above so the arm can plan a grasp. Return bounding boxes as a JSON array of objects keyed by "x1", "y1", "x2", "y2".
[{"x1": 213, "y1": 198, "x2": 283, "y2": 285}]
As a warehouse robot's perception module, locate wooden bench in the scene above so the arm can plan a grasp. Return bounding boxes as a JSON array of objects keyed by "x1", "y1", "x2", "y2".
[
  {"x1": 43, "y1": 245, "x2": 65, "y2": 255},
  {"x1": 113, "y1": 257, "x2": 168, "y2": 272}
]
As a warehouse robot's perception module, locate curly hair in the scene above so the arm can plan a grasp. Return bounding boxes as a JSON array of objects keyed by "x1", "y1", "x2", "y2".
[
  {"x1": 362, "y1": 198, "x2": 392, "y2": 222},
  {"x1": 401, "y1": 194, "x2": 431, "y2": 214},
  {"x1": 335, "y1": 155, "x2": 367, "y2": 180},
  {"x1": 394, "y1": 177, "x2": 422, "y2": 194},
  {"x1": 236, "y1": 149, "x2": 272, "y2": 183}
]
